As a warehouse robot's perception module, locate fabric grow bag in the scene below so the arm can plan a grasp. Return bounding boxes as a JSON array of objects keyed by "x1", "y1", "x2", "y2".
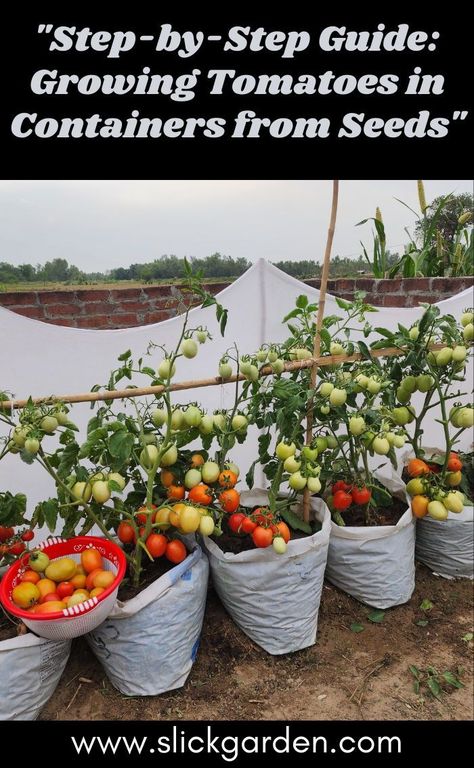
[
  {"x1": 202, "y1": 490, "x2": 331, "y2": 655},
  {"x1": 86, "y1": 543, "x2": 208, "y2": 696},
  {"x1": 0, "y1": 632, "x2": 71, "y2": 720},
  {"x1": 325, "y1": 474, "x2": 415, "y2": 609}
]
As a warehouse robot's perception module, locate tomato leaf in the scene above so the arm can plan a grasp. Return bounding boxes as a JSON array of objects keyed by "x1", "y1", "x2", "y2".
[
  {"x1": 40, "y1": 498, "x2": 59, "y2": 533},
  {"x1": 420, "y1": 598, "x2": 434, "y2": 612},
  {"x1": 141, "y1": 366, "x2": 156, "y2": 378},
  {"x1": 350, "y1": 623, "x2": 364, "y2": 633},
  {"x1": 427, "y1": 676, "x2": 442, "y2": 699},
  {"x1": 319, "y1": 327, "x2": 332, "y2": 351},
  {"x1": 58, "y1": 443, "x2": 80, "y2": 477},
  {"x1": 442, "y1": 671, "x2": 464, "y2": 689},
  {"x1": 280, "y1": 508, "x2": 312, "y2": 534},
  {"x1": 409, "y1": 665, "x2": 420, "y2": 679},
  {"x1": 367, "y1": 610, "x2": 385, "y2": 623},
  {"x1": 335, "y1": 297, "x2": 351, "y2": 310},
  {"x1": 109, "y1": 431, "x2": 135, "y2": 461},
  {"x1": 369, "y1": 484, "x2": 392, "y2": 507},
  {"x1": 245, "y1": 461, "x2": 256, "y2": 490},
  {"x1": 296, "y1": 294, "x2": 309, "y2": 309},
  {"x1": 462, "y1": 632, "x2": 473, "y2": 643}
]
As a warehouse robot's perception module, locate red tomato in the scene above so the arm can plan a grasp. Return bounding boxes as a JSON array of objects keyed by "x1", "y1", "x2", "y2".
[
  {"x1": 254, "y1": 507, "x2": 273, "y2": 525},
  {"x1": 57, "y1": 581, "x2": 75, "y2": 600},
  {"x1": 251, "y1": 526, "x2": 273, "y2": 548},
  {"x1": 332, "y1": 481, "x2": 352, "y2": 495},
  {"x1": 165, "y1": 539, "x2": 187, "y2": 564},
  {"x1": 351, "y1": 486, "x2": 371, "y2": 505},
  {"x1": 21, "y1": 530, "x2": 34, "y2": 542},
  {"x1": 42, "y1": 592, "x2": 61, "y2": 603},
  {"x1": 117, "y1": 521, "x2": 135, "y2": 544},
  {"x1": 241, "y1": 516, "x2": 257, "y2": 534},
  {"x1": 447, "y1": 453, "x2": 463, "y2": 472},
  {"x1": 146, "y1": 533, "x2": 167, "y2": 558},
  {"x1": 136, "y1": 504, "x2": 157, "y2": 525},
  {"x1": 228, "y1": 513, "x2": 245, "y2": 533},
  {"x1": 0, "y1": 526, "x2": 14, "y2": 543},
  {"x1": 333, "y1": 490, "x2": 353, "y2": 511},
  {"x1": 8, "y1": 541, "x2": 26, "y2": 556},
  {"x1": 219, "y1": 489, "x2": 240, "y2": 513}
]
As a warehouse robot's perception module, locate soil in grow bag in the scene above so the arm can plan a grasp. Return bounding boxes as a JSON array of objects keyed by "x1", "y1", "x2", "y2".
[
  {"x1": 211, "y1": 504, "x2": 322, "y2": 554},
  {"x1": 0, "y1": 612, "x2": 27, "y2": 642},
  {"x1": 117, "y1": 542, "x2": 191, "y2": 602},
  {"x1": 341, "y1": 495, "x2": 407, "y2": 527}
]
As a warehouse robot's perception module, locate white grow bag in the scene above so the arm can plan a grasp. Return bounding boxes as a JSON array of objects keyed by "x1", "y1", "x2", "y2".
[
  {"x1": 325, "y1": 474, "x2": 415, "y2": 609},
  {"x1": 398, "y1": 449, "x2": 474, "y2": 580},
  {"x1": 202, "y1": 489, "x2": 331, "y2": 655},
  {"x1": 0, "y1": 632, "x2": 71, "y2": 720},
  {"x1": 86, "y1": 543, "x2": 209, "y2": 696}
]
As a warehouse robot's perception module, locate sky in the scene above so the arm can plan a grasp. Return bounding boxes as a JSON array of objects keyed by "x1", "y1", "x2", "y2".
[{"x1": 0, "y1": 179, "x2": 472, "y2": 272}]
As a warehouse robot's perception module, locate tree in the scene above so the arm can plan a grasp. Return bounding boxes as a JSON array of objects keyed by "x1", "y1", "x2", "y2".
[{"x1": 415, "y1": 192, "x2": 473, "y2": 246}]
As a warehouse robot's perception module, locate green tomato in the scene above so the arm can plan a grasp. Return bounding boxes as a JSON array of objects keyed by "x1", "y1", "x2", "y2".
[
  {"x1": 71, "y1": 481, "x2": 92, "y2": 503},
  {"x1": 385, "y1": 432, "x2": 396, "y2": 445},
  {"x1": 319, "y1": 382, "x2": 334, "y2": 397},
  {"x1": 199, "y1": 415, "x2": 214, "y2": 435},
  {"x1": 392, "y1": 407, "x2": 410, "y2": 426},
  {"x1": 180, "y1": 338, "x2": 198, "y2": 359},
  {"x1": 246, "y1": 365, "x2": 259, "y2": 382},
  {"x1": 239, "y1": 359, "x2": 252, "y2": 375},
  {"x1": 219, "y1": 361, "x2": 233, "y2": 379},
  {"x1": 396, "y1": 386, "x2": 411, "y2": 404},
  {"x1": 256, "y1": 349, "x2": 268, "y2": 362},
  {"x1": 142, "y1": 433, "x2": 157, "y2": 445},
  {"x1": 213, "y1": 413, "x2": 226, "y2": 431},
  {"x1": 302, "y1": 446, "x2": 318, "y2": 461},
  {"x1": 393, "y1": 435, "x2": 406, "y2": 449},
  {"x1": 307, "y1": 476, "x2": 322, "y2": 493},
  {"x1": 157, "y1": 358, "x2": 176, "y2": 379},
  {"x1": 329, "y1": 388, "x2": 347, "y2": 407},
  {"x1": 108, "y1": 472, "x2": 126, "y2": 491},
  {"x1": 366, "y1": 378, "x2": 381, "y2": 395},
  {"x1": 53, "y1": 410, "x2": 69, "y2": 426},
  {"x1": 271, "y1": 359, "x2": 285, "y2": 375},
  {"x1": 427, "y1": 500, "x2": 448, "y2": 521},
  {"x1": 199, "y1": 515, "x2": 215, "y2": 536},
  {"x1": 372, "y1": 437, "x2": 390, "y2": 455},
  {"x1": 41, "y1": 416, "x2": 58, "y2": 433},
  {"x1": 355, "y1": 374, "x2": 369, "y2": 389},
  {"x1": 462, "y1": 323, "x2": 474, "y2": 342},
  {"x1": 184, "y1": 406, "x2": 202, "y2": 428},
  {"x1": 295, "y1": 348, "x2": 312, "y2": 360},
  {"x1": 444, "y1": 491, "x2": 464, "y2": 514},
  {"x1": 28, "y1": 551, "x2": 50, "y2": 573},
  {"x1": 225, "y1": 462, "x2": 240, "y2": 478},
  {"x1": 185, "y1": 468, "x2": 202, "y2": 489},
  {"x1": 140, "y1": 444, "x2": 159, "y2": 468},
  {"x1": 272, "y1": 536, "x2": 287, "y2": 554},
  {"x1": 326, "y1": 435, "x2": 338, "y2": 449},
  {"x1": 92, "y1": 480, "x2": 111, "y2": 504},
  {"x1": 24, "y1": 437, "x2": 40, "y2": 455},
  {"x1": 320, "y1": 405, "x2": 330, "y2": 415},
  {"x1": 171, "y1": 409, "x2": 185, "y2": 430},
  {"x1": 362, "y1": 431, "x2": 375, "y2": 447},
  {"x1": 202, "y1": 461, "x2": 220, "y2": 484},
  {"x1": 289, "y1": 471, "x2": 307, "y2": 491},
  {"x1": 349, "y1": 416, "x2": 366, "y2": 436},
  {"x1": 268, "y1": 349, "x2": 278, "y2": 363},
  {"x1": 160, "y1": 444, "x2": 178, "y2": 467},
  {"x1": 196, "y1": 330, "x2": 208, "y2": 344},
  {"x1": 11, "y1": 426, "x2": 29, "y2": 447},
  {"x1": 400, "y1": 376, "x2": 417, "y2": 394},
  {"x1": 458, "y1": 408, "x2": 474, "y2": 428},
  {"x1": 409, "y1": 326, "x2": 419, "y2": 341},
  {"x1": 406, "y1": 406, "x2": 416, "y2": 424},
  {"x1": 231, "y1": 414, "x2": 248, "y2": 432},
  {"x1": 416, "y1": 374, "x2": 435, "y2": 393},
  {"x1": 284, "y1": 456, "x2": 301, "y2": 473},
  {"x1": 151, "y1": 408, "x2": 167, "y2": 427},
  {"x1": 449, "y1": 406, "x2": 463, "y2": 427},
  {"x1": 435, "y1": 347, "x2": 453, "y2": 366},
  {"x1": 330, "y1": 342, "x2": 344, "y2": 356},
  {"x1": 276, "y1": 441, "x2": 296, "y2": 460},
  {"x1": 406, "y1": 478, "x2": 426, "y2": 496},
  {"x1": 315, "y1": 437, "x2": 328, "y2": 453},
  {"x1": 461, "y1": 311, "x2": 474, "y2": 327},
  {"x1": 452, "y1": 345, "x2": 467, "y2": 362}
]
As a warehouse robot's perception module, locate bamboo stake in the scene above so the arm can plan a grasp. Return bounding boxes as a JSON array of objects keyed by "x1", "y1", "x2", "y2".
[
  {"x1": 0, "y1": 344, "x2": 446, "y2": 411},
  {"x1": 302, "y1": 180, "x2": 339, "y2": 523}
]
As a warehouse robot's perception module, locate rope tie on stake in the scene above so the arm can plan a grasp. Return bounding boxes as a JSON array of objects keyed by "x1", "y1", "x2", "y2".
[{"x1": 302, "y1": 180, "x2": 340, "y2": 524}]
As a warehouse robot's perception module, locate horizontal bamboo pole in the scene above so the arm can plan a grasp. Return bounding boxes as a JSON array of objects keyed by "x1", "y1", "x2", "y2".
[{"x1": 0, "y1": 343, "x2": 446, "y2": 411}]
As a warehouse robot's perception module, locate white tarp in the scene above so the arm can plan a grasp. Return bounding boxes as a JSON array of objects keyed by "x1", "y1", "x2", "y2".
[{"x1": 1, "y1": 259, "x2": 472, "y2": 529}]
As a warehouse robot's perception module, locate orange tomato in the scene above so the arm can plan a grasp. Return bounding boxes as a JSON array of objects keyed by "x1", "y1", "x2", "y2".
[
  {"x1": 92, "y1": 570, "x2": 115, "y2": 589},
  {"x1": 90, "y1": 587, "x2": 105, "y2": 598},
  {"x1": 136, "y1": 505, "x2": 157, "y2": 525},
  {"x1": 165, "y1": 539, "x2": 187, "y2": 564},
  {"x1": 36, "y1": 578, "x2": 57, "y2": 600},
  {"x1": 154, "y1": 507, "x2": 172, "y2": 527},
  {"x1": 218, "y1": 470, "x2": 238, "y2": 489},
  {"x1": 70, "y1": 573, "x2": 87, "y2": 589},
  {"x1": 160, "y1": 470, "x2": 175, "y2": 488},
  {"x1": 276, "y1": 521, "x2": 291, "y2": 543},
  {"x1": 81, "y1": 548, "x2": 103, "y2": 574},
  {"x1": 75, "y1": 564, "x2": 86, "y2": 576},
  {"x1": 85, "y1": 568, "x2": 103, "y2": 591},
  {"x1": 411, "y1": 495, "x2": 430, "y2": 518},
  {"x1": 188, "y1": 484, "x2": 213, "y2": 506},
  {"x1": 447, "y1": 453, "x2": 463, "y2": 472},
  {"x1": 20, "y1": 570, "x2": 40, "y2": 585},
  {"x1": 167, "y1": 484, "x2": 185, "y2": 501},
  {"x1": 407, "y1": 459, "x2": 431, "y2": 478},
  {"x1": 219, "y1": 489, "x2": 240, "y2": 513},
  {"x1": 34, "y1": 601, "x2": 67, "y2": 614},
  {"x1": 191, "y1": 454, "x2": 205, "y2": 468}
]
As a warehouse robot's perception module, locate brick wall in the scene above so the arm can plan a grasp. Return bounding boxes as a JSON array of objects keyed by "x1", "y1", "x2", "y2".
[{"x1": 0, "y1": 276, "x2": 472, "y2": 328}]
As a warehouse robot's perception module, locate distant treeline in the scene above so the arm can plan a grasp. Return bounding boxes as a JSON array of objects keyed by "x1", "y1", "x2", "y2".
[{"x1": 0, "y1": 252, "x2": 399, "y2": 287}]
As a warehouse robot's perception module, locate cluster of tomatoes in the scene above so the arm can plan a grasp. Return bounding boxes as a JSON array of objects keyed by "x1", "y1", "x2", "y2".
[
  {"x1": 10, "y1": 547, "x2": 116, "y2": 614},
  {"x1": 227, "y1": 508, "x2": 291, "y2": 554},
  {"x1": 0, "y1": 526, "x2": 35, "y2": 559},
  {"x1": 406, "y1": 454, "x2": 465, "y2": 521},
  {"x1": 116, "y1": 507, "x2": 188, "y2": 564},
  {"x1": 329, "y1": 480, "x2": 372, "y2": 512},
  {"x1": 160, "y1": 454, "x2": 241, "y2": 514}
]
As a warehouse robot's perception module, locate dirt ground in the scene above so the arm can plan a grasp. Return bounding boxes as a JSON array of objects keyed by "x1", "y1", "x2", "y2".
[{"x1": 40, "y1": 563, "x2": 473, "y2": 722}]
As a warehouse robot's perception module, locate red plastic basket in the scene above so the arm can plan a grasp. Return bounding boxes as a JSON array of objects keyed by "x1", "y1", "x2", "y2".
[{"x1": 0, "y1": 536, "x2": 127, "y2": 640}]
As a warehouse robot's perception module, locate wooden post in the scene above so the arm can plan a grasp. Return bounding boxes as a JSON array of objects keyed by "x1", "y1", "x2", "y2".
[{"x1": 302, "y1": 180, "x2": 339, "y2": 523}]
